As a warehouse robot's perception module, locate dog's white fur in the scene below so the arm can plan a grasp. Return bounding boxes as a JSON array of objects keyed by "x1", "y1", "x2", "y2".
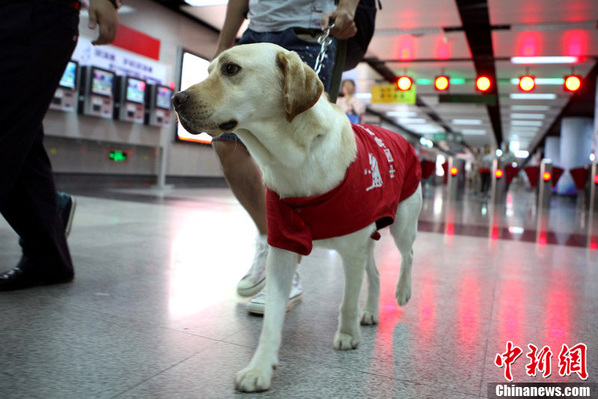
[{"x1": 173, "y1": 43, "x2": 422, "y2": 393}]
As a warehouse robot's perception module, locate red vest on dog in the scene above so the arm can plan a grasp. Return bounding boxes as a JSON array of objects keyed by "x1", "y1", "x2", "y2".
[{"x1": 266, "y1": 124, "x2": 422, "y2": 255}]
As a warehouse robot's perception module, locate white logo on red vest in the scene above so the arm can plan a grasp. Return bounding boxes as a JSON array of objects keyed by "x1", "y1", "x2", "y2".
[{"x1": 365, "y1": 153, "x2": 383, "y2": 191}]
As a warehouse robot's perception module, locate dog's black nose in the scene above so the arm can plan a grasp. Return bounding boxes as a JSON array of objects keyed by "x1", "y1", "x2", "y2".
[{"x1": 171, "y1": 91, "x2": 189, "y2": 108}]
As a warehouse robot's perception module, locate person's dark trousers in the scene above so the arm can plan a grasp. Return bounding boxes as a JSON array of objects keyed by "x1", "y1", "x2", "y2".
[{"x1": 0, "y1": 1, "x2": 79, "y2": 279}]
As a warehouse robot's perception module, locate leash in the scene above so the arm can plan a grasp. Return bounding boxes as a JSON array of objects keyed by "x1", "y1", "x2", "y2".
[{"x1": 313, "y1": 23, "x2": 335, "y2": 75}]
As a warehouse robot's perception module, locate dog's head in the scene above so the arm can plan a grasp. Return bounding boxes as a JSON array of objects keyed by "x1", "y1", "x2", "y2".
[{"x1": 172, "y1": 43, "x2": 325, "y2": 138}]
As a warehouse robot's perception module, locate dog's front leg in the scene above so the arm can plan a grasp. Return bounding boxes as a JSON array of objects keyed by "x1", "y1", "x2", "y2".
[{"x1": 235, "y1": 246, "x2": 297, "y2": 392}]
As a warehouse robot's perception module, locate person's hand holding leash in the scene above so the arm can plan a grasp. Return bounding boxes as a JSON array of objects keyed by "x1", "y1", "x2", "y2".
[{"x1": 321, "y1": 0, "x2": 359, "y2": 39}]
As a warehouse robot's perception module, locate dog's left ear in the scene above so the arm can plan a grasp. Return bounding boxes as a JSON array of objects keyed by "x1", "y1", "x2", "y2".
[{"x1": 277, "y1": 51, "x2": 324, "y2": 123}]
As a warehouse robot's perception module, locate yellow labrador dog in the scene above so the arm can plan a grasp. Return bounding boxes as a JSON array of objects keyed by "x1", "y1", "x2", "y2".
[{"x1": 172, "y1": 43, "x2": 422, "y2": 393}]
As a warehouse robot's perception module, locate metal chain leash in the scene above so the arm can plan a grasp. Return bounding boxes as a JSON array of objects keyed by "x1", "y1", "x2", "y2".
[{"x1": 313, "y1": 23, "x2": 335, "y2": 75}]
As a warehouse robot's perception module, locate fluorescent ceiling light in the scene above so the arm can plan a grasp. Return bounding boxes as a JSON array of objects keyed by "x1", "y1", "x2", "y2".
[
  {"x1": 452, "y1": 119, "x2": 482, "y2": 125},
  {"x1": 511, "y1": 120, "x2": 543, "y2": 126},
  {"x1": 185, "y1": 0, "x2": 228, "y2": 5},
  {"x1": 387, "y1": 111, "x2": 417, "y2": 118},
  {"x1": 510, "y1": 113, "x2": 545, "y2": 120},
  {"x1": 399, "y1": 118, "x2": 427, "y2": 124},
  {"x1": 511, "y1": 56, "x2": 579, "y2": 64},
  {"x1": 515, "y1": 150, "x2": 530, "y2": 158},
  {"x1": 406, "y1": 124, "x2": 441, "y2": 133},
  {"x1": 510, "y1": 78, "x2": 565, "y2": 85},
  {"x1": 510, "y1": 105, "x2": 550, "y2": 111},
  {"x1": 510, "y1": 128, "x2": 539, "y2": 133},
  {"x1": 511, "y1": 132, "x2": 537, "y2": 137},
  {"x1": 461, "y1": 129, "x2": 486, "y2": 135},
  {"x1": 510, "y1": 93, "x2": 557, "y2": 100}
]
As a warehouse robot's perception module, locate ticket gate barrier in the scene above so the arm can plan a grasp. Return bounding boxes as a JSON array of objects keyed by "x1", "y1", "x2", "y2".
[
  {"x1": 446, "y1": 157, "x2": 465, "y2": 200},
  {"x1": 491, "y1": 158, "x2": 506, "y2": 204},
  {"x1": 537, "y1": 160, "x2": 565, "y2": 208},
  {"x1": 590, "y1": 162, "x2": 598, "y2": 211}
]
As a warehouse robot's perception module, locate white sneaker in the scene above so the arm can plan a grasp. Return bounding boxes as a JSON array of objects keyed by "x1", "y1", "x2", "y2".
[
  {"x1": 247, "y1": 272, "x2": 303, "y2": 315},
  {"x1": 236, "y1": 235, "x2": 268, "y2": 297}
]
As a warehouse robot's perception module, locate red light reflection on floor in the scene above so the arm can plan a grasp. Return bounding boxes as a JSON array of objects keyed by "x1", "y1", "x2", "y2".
[
  {"x1": 497, "y1": 264, "x2": 525, "y2": 345},
  {"x1": 458, "y1": 276, "x2": 480, "y2": 347},
  {"x1": 543, "y1": 270, "x2": 571, "y2": 344},
  {"x1": 370, "y1": 255, "x2": 401, "y2": 378}
]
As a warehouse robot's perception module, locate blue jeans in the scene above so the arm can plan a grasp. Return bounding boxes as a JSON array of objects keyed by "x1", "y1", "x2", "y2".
[{"x1": 216, "y1": 28, "x2": 337, "y2": 142}]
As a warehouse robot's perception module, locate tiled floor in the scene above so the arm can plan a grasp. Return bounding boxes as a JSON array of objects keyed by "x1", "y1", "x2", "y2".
[{"x1": 1, "y1": 181, "x2": 597, "y2": 398}]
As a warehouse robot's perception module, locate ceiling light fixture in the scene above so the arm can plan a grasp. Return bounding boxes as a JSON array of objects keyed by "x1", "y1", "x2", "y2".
[
  {"x1": 452, "y1": 119, "x2": 482, "y2": 125},
  {"x1": 184, "y1": 0, "x2": 228, "y2": 5},
  {"x1": 511, "y1": 56, "x2": 579, "y2": 64},
  {"x1": 509, "y1": 93, "x2": 557, "y2": 100}
]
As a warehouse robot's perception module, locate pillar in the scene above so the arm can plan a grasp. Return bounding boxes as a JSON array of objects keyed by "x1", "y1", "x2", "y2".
[
  {"x1": 558, "y1": 117, "x2": 593, "y2": 195},
  {"x1": 544, "y1": 136, "x2": 560, "y2": 165}
]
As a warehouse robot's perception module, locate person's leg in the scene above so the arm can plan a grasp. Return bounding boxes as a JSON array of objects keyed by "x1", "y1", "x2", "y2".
[
  {"x1": 0, "y1": 2, "x2": 78, "y2": 290},
  {"x1": 213, "y1": 140, "x2": 267, "y2": 235},
  {"x1": 1, "y1": 128, "x2": 74, "y2": 284},
  {"x1": 213, "y1": 138, "x2": 268, "y2": 297}
]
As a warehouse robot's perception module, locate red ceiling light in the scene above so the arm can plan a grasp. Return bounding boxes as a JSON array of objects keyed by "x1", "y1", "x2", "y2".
[
  {"x1": 396, "y1": 76, "x2": 413, "y2": 91},
  {"x1": 564, "y1": 75, "x2": 582, "y2": 92},
  {"x1": 434, "y1": 75, "x2": 450, "y2": 91},
  {"x1": 542, "y1": 172, "x2": 552, "y2": 181},
  {"x1": 518, "y1": 75, "x2": 536, "y2": 92},
  {"x1": 475, "y1": 76, "x2": 492, "y2": 92}
]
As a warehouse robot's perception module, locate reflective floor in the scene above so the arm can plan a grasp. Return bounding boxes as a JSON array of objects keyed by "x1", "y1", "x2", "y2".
[{"x1": 1, "y1": 180, "x2": 597, "y2": 398}]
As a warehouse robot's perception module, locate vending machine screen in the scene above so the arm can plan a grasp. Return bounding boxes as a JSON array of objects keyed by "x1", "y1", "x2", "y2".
[
  {"x1": 156, "y1": 86, "x2": 172, "y2": 109},
  {"x1": 126, "y1": 78, "x2": 146, "y2": 104},
  {"x1": 91, "y1": 68, "x2": 114, "y2": 97},
  {"x1": 59, "y1": 61, "x2": 77, "y2": 89}
]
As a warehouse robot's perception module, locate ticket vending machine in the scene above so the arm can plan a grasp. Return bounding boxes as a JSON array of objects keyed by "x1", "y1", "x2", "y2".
[
  {"x1": 114, "y1": 76, "x2": 147, "y2": 124},
  {"x1": 79, "y1": 66, "x2": 115, "y2": 119},
  {"x1": 50, "y1": 60, "x2": 78, "y2": 112},
  {"x1": 145, "y1": 85, "x2": 173, "y2": 127}
]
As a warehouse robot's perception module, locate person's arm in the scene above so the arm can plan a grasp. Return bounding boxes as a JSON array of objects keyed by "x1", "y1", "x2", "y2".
[
  {"x1": 215, "y1": 0, "x2": 249, "y2": 57},
  {"x1": 88, "y1": 0, "x2": 119, "y2": 45},
  {"x1": 321, "y1": 0, "x2": 359, "y2": 39}
]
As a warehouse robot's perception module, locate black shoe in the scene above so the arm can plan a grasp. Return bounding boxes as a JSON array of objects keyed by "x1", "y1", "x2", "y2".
[
  {"x1": 57, "y1": 192, "x2": 76, "y2": 237},
  {"x1": 0, "y1": 259, "x2": 73, "y2": 292}
]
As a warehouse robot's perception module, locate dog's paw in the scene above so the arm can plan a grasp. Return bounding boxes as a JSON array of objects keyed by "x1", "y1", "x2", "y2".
[
  {"x1": 333, "y1": 332, "x2": 360, "y2": 350},
  {"x1": 395, "y1": 284, "x2": 411, "y2": 306},
  {"x1": 360, "y1": 310, "x2": 378, "y2": 325},
  {"x1": 235, "y1": 366, "x2": 274, "y2": 392}
]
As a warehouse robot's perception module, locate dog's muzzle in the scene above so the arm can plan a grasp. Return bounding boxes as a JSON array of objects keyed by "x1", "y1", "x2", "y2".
[{"x1": 171, "y1": 91, "x2": 189, "y2": 110}]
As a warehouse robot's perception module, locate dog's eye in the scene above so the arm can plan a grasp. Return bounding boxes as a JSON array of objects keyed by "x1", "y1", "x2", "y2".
[{"x1": 223, "y1": 63, "x2": 241, "y2": 76}]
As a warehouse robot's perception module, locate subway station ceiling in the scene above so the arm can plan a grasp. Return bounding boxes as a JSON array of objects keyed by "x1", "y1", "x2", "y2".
[{"x1": 155, "y1": 0, "x2": 598, "y2": 157}]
